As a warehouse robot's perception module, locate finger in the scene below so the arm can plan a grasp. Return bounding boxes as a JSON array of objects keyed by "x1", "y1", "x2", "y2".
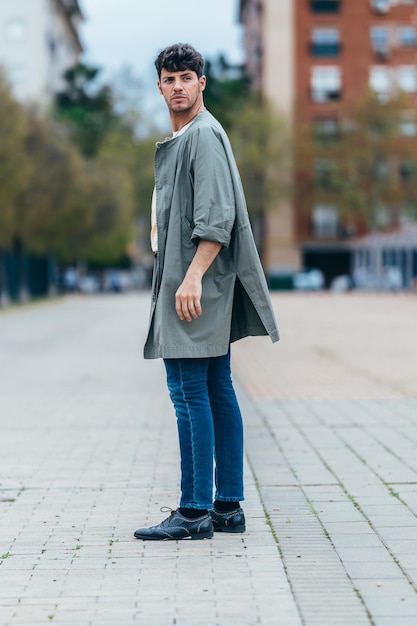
[
  {"x1": 193, "y1": 298, "x2": 202, "y2": 317},
  {"x1": 188, "y1": 299, "x2": 199, "y2": 320},
  {"x1": 175, "y1": 295, "x2": 185, "y2": 320},
  {"x1": 179, "y1": 298, "x2": 192, "y2": 322}
]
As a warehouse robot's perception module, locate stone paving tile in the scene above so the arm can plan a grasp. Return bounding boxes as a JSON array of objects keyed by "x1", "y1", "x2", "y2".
[
  {"x1": 374, "y1": 615, "x2": 416, "y2": 626},
  {"x1": 342, "y1": 561, "x2": 407, "y2": 579},
  {"x1": 0, "y1": 295, "x2": 301, "y2": 626},
  {"x1": 232, "y1": 293, "x2": 417, "y2": 625},
  {"x1": 357, "y1": 579, "x2": 417, "y2": 616},
  {"x1": 2, "y1": 292, "x2": 417, "y2": 625}
]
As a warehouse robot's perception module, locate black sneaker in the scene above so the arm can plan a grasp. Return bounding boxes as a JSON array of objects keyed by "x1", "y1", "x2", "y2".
[
  {"x1": 210, "y1": 507, "x2": 246, "y2": 533},
  {"x1": 134, "y1": 508, "x2": 213, "y2": 541}
]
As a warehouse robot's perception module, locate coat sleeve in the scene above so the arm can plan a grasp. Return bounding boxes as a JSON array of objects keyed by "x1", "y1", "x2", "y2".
[{"x1": 189, "y1": 126, "x2": 236, "y2": 248}]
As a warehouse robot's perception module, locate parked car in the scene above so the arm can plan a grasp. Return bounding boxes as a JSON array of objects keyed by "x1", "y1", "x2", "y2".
[
  {"x1": 293, "y1": 268, "x2": 325, "y2": 291},
  {"x1": 78, "y1": 275, "x2": 100, "y2": 294}
]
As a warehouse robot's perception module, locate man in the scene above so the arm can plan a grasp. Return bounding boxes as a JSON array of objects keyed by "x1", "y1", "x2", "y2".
[{"x1": 134, "y1": 43, "x2": 279, "y2": 541}]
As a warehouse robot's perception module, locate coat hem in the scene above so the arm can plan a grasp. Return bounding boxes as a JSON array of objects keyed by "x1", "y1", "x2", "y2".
[{"x1": 144, "y1": 344, "x2": 230, "y2": 360}]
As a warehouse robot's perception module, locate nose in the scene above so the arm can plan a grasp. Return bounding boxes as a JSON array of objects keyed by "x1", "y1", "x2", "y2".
[{"x1": 173, "y1": 78, "x2": 183, "y2": 91}]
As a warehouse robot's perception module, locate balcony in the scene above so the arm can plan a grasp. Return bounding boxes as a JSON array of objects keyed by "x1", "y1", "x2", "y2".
[{"x1": 310, "y1": 0, "x2": 341, "y2": 13}]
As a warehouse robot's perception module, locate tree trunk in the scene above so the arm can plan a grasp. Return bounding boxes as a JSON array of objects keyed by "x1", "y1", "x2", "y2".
[
  {"x1": 0, "y1": 250, "x2": 10, "y2": 307},
  {"x1": 13, "y1": 236, "x2": 29, "y2": 302}
]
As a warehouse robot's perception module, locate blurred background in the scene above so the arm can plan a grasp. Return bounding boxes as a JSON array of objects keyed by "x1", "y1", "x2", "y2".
[{"x1": 0, "y1": 0, "x2": 417, "y2": 304}]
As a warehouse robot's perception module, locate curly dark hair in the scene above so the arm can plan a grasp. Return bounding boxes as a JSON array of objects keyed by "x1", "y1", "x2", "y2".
[{"x1": 155, "y1": 43, "x2": 204, "y2": 79}]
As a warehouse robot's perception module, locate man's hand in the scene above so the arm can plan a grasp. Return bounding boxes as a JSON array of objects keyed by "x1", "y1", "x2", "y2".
[
  {"x1": 175, "y1": 239, "x2": 222, "y2": 322},
  {"x1": 175, "y1": 274, "x2": 202, "y2": 322}
]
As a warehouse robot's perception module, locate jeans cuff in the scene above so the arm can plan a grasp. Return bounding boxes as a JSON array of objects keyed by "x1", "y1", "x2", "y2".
[
  {"x1": 214, "y1": 495, "x2": 245, "y2": 503},
  {"x1": 180, "y1": 501, "x2": 214, "y2": 510}
]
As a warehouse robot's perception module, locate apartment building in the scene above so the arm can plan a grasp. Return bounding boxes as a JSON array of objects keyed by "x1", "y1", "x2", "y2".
[
  {"x1": 239, "y1": 0, "x2": 417, "y2": 273},
  {"x1": 0, "y1": 0, "x2": 84, "y2": 108}
]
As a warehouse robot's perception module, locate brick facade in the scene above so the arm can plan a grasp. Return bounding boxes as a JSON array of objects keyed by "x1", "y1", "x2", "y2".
[{"x1": 239, "y1": 0, "x2": 417, "y2": 268}]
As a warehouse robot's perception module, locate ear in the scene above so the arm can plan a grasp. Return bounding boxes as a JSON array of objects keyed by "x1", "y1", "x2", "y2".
[
  {"x1": 199, "y1": 75, "x2": 207, "y2": 92},
  {"x1": 157, "y1": 81, "x2": 163, "y2": 95}
]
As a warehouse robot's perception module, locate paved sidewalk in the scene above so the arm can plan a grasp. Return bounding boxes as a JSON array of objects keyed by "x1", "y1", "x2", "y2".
[
  {"x1": 233, "y1": 292, "x2": 417, "y2": 626},
  {"x1": 0, "y1": 292, "x2": 416, "y2": 625}
]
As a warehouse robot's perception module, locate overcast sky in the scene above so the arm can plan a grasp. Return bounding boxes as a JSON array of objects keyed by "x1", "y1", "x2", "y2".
[
  {"x1": 80, "y1": 0, "x2": 244, "y2": 128},
  {"x1": 80, "y1": 0, "x2": 244, "y2": 83}
]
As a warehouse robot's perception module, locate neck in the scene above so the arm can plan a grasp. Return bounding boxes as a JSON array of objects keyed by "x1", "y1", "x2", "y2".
[{"x1": 170, "y1": 102, "x2": 205, "y2": 132}]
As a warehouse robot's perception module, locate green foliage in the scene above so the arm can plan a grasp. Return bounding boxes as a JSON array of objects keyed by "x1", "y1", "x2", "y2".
[
  {"x1": 295, "y1": 92, "x2": 417, "y2": 232},
  {"x1": 0, "y1": 73, "x2": 31, "y2": 246},
  {"x1": 228, "y1": 94, "x2": 292, "y2": 256},
  {"x1": 14, "y1": 114, "x2": 96, "y2": 260},
  {"x1": 203, "y1": 58, "x2": 291, "y2": 256},
  {"x1": 55, "y1": 63, "x2": 116, "y2": 158},
  {"x1": 80, "y1": 131, "x2": 136, "y2": 265},
  {"x1": 132, "y1": 136, "x2": 158, "y2": 220},
  {"x1": 229, "y1": 95, "x2": 291, "y2": 218},
  {"x1": 0, "y1": 53, "x2": 292, "y2": 270},
  {"x1": 203, "y1": 55, "x2": 249, "y2": 131},
  {"x1": 0, "y1": 73, "x2": 139, "y2": 267}
]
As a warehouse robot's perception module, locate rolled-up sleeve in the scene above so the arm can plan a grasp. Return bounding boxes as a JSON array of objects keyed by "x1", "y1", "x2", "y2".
[{"x1": 190, "y1": 127, "x2": 236, "y2": 248}]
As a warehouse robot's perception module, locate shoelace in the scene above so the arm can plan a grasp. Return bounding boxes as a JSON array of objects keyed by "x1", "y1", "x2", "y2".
[{"x1": 159, "y1": 506, "x2": 176, "y2": 521}]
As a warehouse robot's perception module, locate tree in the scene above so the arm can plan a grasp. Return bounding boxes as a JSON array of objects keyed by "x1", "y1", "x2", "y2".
[
  {"x1": 55, "y1": 62, "x2": 116, "y2": 158},
  {"x1": 295, "y1": 92, "x2": 417, "y2": 237},
  {"x1": 14, "y1": 113, "x2": 96, "y2": 263},
  {"x1": 229, "y1": 95, "x2": 292, "y2": 258},
  {"x1": 0, "y1": 73, "x2": 31, "y2": 247},
  {"x1": 203, "y1": 56, "x2": 292, "y2": 260},
  {"x1": 132, "y1": 136, "x2": 158, "y2": 217},
  {"x1": 203, "y1": 55, "x2": 249, "y2": 131},
  {"x1": 80, "y1": 129, "x2": 136, "y2": 265},
  {"x1": 15, "y1": 113, "x2": 140, "y2": 267},
  {"x1": 0, "y1": 73, "x2": 32, "y2": 302}
]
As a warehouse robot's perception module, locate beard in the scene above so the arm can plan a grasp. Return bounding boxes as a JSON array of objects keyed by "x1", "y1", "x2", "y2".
[{"x1": 168, "y1": 92, "x2": 200, "y2": 114}]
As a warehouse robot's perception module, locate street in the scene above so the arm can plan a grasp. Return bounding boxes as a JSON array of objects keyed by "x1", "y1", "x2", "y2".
[{"x1": 0, "y1": 292, "x2": 417, "y2": 625}]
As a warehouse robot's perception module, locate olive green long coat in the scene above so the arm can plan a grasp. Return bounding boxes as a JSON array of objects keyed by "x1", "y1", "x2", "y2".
[{"x1": 143, "y1": 110, "x2": 279, "y2": 359}]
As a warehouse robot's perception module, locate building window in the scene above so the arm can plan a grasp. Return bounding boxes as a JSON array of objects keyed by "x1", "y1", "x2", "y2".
[
  {"x1": 5, "y1": 18, "x2": 26, "y2": 41},
  {"x1": 399, "y1": 160, "x2": 415, "y2": 181},
  {"x1": 313, "y1": 117, "x2": 339, "y2": 138},
  {"x1": 370, "y1": 27, "x2": 390, "y2": 58},
  {"x1": 311, "y1": 28, "x2": 341, "y2": 56},
  {"x1": 369, "y1": 66, "x2": 391, "y2": 100},
  {"x1": 398, "y1": 27, "x2": 417, "y2": 47},
  {"x1": 374, "y1": 158, "x2": 390, "y2": 180},
  {"x1": 312, "y1": 205, "x2": 339, "y2": 238},
  {"x1": 314, "y1": 158, "x2": 337, "y2": 190},
  {"x1": 311, "y1": 66, "x2": 342, "y2": 102},
  {"x1": 8, "y1": 64, "x2": 26, "y2": 85},
  {"x1": 398, "y1": 111, "x2": 417, "y2": 136},
  {"x1": 370, "y1": 0, "x2": 390, "y2": 13},
  {"x1": 397, "y1": 66, "x2": 417, "y2": 93},
  {"x1": 310, "y1": 0, "x2": 340, "y2": 12}
]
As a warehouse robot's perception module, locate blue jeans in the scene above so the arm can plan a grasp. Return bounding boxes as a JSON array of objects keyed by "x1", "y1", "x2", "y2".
[{"x1": 163, "y1": 349, "x2": 244, "y2": 509}]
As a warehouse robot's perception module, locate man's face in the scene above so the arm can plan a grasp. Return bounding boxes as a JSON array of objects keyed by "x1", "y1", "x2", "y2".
[{"x1": 158, "y1": 68, "x2": 206, "y2": 114}]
